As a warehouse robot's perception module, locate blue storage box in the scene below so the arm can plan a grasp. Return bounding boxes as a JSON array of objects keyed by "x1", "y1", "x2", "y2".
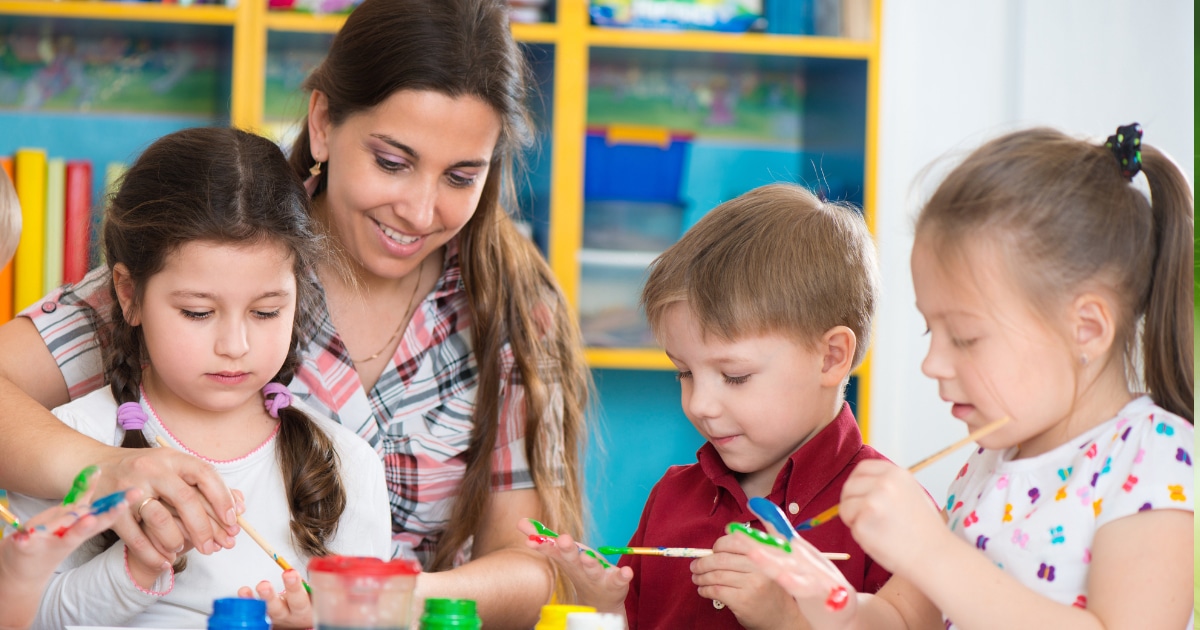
[{"x1": 584, "y1": 127, "x2": 692, "y2": 203}]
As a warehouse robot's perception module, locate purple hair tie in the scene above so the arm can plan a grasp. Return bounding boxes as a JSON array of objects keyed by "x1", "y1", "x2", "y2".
[
  {"x1": 117, "y1": 402, "x2": 148, "y2": 431},
  {"x1": 263, "y1": 382, "x2": 293, "y2": 418}
]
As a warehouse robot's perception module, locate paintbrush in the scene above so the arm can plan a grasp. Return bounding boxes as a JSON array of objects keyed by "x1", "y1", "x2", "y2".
[
  {"x1": 0, "y1": 501, "x2": 20, "y2": 529},
  {"x1": 154, "y1": 436, "x2": 311, "y2": 594},
  {"x1": 597, "y1": 545, "x2": 850, "y2": 560},
  {"x1": 793, "y1": 416, "x2": 1011, "y2": 531}
]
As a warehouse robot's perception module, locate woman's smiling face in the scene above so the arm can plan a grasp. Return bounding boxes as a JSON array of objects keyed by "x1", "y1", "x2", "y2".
[{"x1": 310, "y1": 88, "x2": 503, "y2": 281}]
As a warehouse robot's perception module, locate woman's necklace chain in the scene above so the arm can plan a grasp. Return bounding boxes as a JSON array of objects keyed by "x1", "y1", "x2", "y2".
[{"x1": 351, "y1": 258, "x2": 426, "y2": 364}]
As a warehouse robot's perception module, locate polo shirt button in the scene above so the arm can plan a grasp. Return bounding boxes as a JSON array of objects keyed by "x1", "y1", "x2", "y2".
[
  {"x1": 788, "y1": 502, "x2": 800, "y2": 515},
  {"x1": 41, "y1": 302, "x2": 57, "y2": 313}
]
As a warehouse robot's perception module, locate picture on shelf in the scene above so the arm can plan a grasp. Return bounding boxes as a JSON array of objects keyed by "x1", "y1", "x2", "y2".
[
  {"x1": 0, "y1": 28, "x2": 227, "y2": 116},
  {"x1": 588, "y1": 53, "x2": 804, "y2": 144}
]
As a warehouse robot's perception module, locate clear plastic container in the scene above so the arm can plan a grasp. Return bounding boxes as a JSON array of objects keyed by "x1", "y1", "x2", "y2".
[
  {"x1": 308, "y1": 555, "x2": 421, "y2": 630},
  {"x1": 565, "y1": 612, "x2": 626, "y2": 630}
]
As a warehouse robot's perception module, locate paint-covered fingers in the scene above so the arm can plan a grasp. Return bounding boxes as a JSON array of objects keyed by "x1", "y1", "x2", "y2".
[{"x1": 742, "y1": 536, "x2": 857, "y2": 620}]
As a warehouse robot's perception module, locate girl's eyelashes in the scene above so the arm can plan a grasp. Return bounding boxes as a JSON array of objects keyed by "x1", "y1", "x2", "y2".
[
  {"x1": 675, "y1": 370, "x2": 692, "y2": 381},
  {"x1": 951, "y1": 337, "x2": 978, "y2": 349},
  {"x1": 182, "y1": 309, "x2": 283, "y2": 320}
]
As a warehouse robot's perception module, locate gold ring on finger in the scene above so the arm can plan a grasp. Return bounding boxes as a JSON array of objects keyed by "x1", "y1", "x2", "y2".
[{"x1": 135, "y1": 497, "x2": 158, "y2": 522}]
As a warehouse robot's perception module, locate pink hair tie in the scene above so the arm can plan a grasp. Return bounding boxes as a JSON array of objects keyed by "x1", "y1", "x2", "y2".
[
  {"x1": 262, "y1": 383, "x2": 293, "y2": 418},
  {"x1": 117, "y1": 402, "x2": 148, "y2": 431}
]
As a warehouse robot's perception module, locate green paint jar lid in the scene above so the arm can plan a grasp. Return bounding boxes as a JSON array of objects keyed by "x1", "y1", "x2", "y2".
[{"x1": 420, "y1": 598, "x2": 481, "y2": 629}]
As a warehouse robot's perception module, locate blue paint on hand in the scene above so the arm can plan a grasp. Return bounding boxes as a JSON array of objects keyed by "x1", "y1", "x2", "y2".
[
  {"x1": 87, "y1": 490, "x2": 128, "y2": 515},
  {"x1": 748, "y1": 497, "x2": 797, "y2": 541}
]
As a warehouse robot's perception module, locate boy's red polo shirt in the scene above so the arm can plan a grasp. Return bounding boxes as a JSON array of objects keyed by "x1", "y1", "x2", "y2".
[{"x1": 620, "y1": 402, "x2": 893, "y2": 629}]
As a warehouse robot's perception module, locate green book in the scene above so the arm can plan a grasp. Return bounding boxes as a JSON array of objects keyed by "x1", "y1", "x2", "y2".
[{"x1": 43, "y1": 157, "x2": 66, "y2": 294}]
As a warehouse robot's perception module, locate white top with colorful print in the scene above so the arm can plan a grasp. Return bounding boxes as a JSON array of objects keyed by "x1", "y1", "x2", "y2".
[{"x1": 944, "y1": 396, "x2": 1193, "y2": 629}]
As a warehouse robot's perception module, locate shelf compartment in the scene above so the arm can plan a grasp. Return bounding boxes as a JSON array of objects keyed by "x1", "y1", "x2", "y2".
[
  {"x1": 0, "y1": 1, "x2": 237, "y2": 25},
  {"x1": 586, "y1": 27, "x2": 873, "y2": 59},
  {"x1": 263, "y1": 10, "x2": 558, "y2": 42}
]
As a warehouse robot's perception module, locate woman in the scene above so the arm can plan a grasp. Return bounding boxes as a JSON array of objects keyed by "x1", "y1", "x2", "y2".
[{"x1": 0, "y1": 0, "x2": 589, "y2": 626}]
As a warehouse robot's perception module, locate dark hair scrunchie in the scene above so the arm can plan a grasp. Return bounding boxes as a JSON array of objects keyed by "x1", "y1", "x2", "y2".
[{"x1": 1105, "y1": 122, "x2": 1143, "y2": 180}]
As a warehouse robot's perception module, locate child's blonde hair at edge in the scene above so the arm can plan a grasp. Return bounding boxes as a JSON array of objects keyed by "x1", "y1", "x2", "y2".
[
  {"x1": 915, "y1": 126, "x2": 1193, "y2": 423},
  {"x1": 642, "y1": 182, "x2": 880, "y2": 375},
  {"x1": 0, "y1": 169, "x2": 20, "y2": 265}
]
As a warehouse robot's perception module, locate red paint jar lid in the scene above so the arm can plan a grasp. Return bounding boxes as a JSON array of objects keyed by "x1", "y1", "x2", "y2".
[{"x1": 308, "y1": 555, "x2": 421, "y2": 576}]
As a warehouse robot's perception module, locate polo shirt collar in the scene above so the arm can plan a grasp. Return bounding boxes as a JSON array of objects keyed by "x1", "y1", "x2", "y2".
[{"x1": 696, "y1": 402, "x2": 862, "y2": 515}]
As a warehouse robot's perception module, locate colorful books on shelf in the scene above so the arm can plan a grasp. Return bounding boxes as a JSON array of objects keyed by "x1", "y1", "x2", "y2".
[{"x1": 2, "y1": 148, "x2": 104, "y2": 321}]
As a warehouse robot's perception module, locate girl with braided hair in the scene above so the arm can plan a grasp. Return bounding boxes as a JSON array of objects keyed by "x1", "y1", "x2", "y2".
[{"x1": 5, "y1": 126, "x2": 390, "y2": 629}]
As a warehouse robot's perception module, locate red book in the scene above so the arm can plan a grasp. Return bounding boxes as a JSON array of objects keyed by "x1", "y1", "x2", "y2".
[{"x1": 63, "y1": 160, "x2": 93, "y2": 285}]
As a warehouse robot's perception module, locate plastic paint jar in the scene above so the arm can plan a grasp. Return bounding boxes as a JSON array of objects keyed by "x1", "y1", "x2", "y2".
[
  {"x1": 418, "y1": 598, "x2": 482, "y2": 629},
  {"x1": 308, "y1": 555, "x2": 422, "y2": 629},
  {"x1": 565, "y1": 612, "x2": 625, "y2": 630},
  {"x1": 208, "y1": 597, "x2": 270, "y2": 629},
  {"x1": 533, "y1": 605, "x2": 597, "y2": 630}
]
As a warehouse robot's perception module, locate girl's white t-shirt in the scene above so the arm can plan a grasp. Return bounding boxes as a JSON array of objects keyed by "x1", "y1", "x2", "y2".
[
  {"x1": 8, "y1": 388, "x2": 392, "y2": 629},
  {"x1": 944, "y1": 396, "x2": 1194, "y2": 629}
]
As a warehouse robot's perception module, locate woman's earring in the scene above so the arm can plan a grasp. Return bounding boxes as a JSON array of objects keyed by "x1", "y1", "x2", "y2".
[
  {"x1": 304, "y1": 161, "x2": 324, "y2": 197},
  {"x1": 1079, "y1": 353, "x2": 1089, "y2": 367}
]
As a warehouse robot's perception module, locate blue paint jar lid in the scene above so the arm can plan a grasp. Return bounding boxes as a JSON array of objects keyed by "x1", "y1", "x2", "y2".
[{"x1": 208, "y1": 597, "x2": 270, "y2": 629}]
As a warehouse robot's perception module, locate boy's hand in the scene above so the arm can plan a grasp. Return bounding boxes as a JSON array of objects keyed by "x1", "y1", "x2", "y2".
[
  {"x1": 691, "y1": 532, "x2": 804, "y2": 630},
  {"x1": 838, "y1": 460, "x2": 947, "y2": 574},
  {"x1": 237, "y1": 569, "x2": 312, "y2": 628},
  {"x1": 517, "y1": 518, "x2": 631, "y2": 613}
]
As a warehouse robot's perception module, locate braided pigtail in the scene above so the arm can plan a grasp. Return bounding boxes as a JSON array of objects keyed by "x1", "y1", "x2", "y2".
[{"x1": 268, "y1": 337, "x2": 346, "y2": 557}]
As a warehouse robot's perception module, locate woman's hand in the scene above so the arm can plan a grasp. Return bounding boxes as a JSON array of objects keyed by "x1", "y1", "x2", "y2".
[
  {"x1": 238, "y1": 569, "x2": 313, "y2": 629},
  {"x1": 93, "y1": 447, "x2": 242, "y2": 571}
]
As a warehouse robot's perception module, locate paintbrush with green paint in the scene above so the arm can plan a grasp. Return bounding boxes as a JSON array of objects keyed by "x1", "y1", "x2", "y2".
[{"x1": 527, "y1": 519, "x2": 614, "y2": 568}]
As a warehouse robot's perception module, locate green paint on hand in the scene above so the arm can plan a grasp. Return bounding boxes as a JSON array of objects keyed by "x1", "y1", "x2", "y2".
[
  {"x1": 62, "y1": 465, "x2": 99, "y2": 506},
  {"x1": 529, "y1": 519, "x2": 559, "y2": 538},
  {"x1": 583, "y1": 548, "x2": 615, "y2": 568},
  {"x1": 726, "y1": 522, "x2": 792, "y2": 553}
]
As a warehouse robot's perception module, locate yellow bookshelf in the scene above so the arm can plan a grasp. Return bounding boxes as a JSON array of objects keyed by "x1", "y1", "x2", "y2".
[{"x1": 0, "y1": 0, "x2": 881, "y2": 434}]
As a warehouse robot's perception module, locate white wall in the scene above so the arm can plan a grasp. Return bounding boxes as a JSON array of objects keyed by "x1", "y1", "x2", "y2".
[{"x1": 869, "y1": 0, "x2": 1195, "y2": 498}]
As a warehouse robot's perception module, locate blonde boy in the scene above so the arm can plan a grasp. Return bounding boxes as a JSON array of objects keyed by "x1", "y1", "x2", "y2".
[{"x1": 525, "y1": 183, "x2": 896, "y2": 629}]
